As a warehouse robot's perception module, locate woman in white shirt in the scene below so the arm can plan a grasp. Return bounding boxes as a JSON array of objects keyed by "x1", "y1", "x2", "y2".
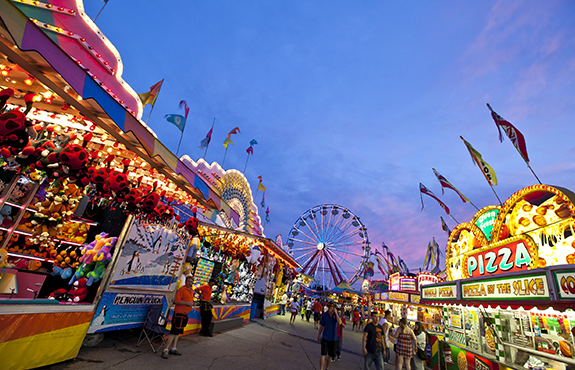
[{"x1": 411, "y1": 321, "x2": 427, "y2": 370}]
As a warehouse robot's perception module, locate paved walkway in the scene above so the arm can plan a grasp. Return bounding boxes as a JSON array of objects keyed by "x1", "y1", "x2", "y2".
[{"x1": 40, "y1": 313, "x2": 397, "y2": 370}]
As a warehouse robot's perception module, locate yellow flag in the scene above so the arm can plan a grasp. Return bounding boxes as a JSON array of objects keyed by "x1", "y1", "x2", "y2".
[
  {"x1": 257, "y1": 182, "x2": 266, "y2": 192},
  {"x1": 138, "y1": 79, "x2": 164, "y2": 107},
  {"x1": 223, "y1": 137, "x2": 234, "y2": 149},
  {"x1": 460, "y1": 136, "x2": 497, "y2": 186}
]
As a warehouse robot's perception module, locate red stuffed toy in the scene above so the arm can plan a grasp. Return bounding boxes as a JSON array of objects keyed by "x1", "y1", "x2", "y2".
[{"x1": 68, "y1": 277, "x2": 88, "y2": 302}]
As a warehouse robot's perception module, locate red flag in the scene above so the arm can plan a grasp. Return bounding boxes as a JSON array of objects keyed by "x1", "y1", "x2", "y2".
[
  {"x1": 432, "y1": 168, "x2": 469, "y2": 203},
  {"x1": 246, "y1": 146, "x2": 254, "y2": 155},
  {"x1": 420, "y1": 183, "x2": 450, "y2": 215},
  {"x1": 227, "y1": 127, "x2": 240, "y2": 139},
  {"x1": 179, "y1": 100, "x2": 190, "y2": 119},
  {"x1": 487, "y1": 103, "x2": 529, "y2": 163}
]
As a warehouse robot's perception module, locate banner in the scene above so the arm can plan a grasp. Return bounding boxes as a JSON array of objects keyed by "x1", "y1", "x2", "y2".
[
  {"x1": 88, "y1": 292, "x2": 168, "y2": 333},
  {"x1": 421, "y1": 284, "x2": 457, "y2": 300},
  {"x1": 461, "y1": 272, "x2": 549, "y2": 300},
  {"x1": 109, "y1": 220, "x2": 190, "y2": 290}
]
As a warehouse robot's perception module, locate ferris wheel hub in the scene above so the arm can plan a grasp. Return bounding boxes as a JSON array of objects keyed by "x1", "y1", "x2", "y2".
[{"x1": 317, "y1": 242, "x2": 325, "y2": 250}]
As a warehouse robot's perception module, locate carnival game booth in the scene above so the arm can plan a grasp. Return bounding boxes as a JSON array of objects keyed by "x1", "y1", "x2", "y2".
[
  {"x1": 421, "y1": 184, "x2": 575, "y2": 370},
  {"x1": 0, "y1": 2, "x2": 250, "y2": 369}
]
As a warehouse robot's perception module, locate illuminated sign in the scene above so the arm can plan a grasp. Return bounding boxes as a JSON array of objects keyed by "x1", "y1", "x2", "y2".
[
  {"x1": 417, "y1": 273, "x2": 441, "y2": 288},
  {"x1": 474, "y1": 209, "x2": 499, "y2": 241},
  {"x1": 461, "y1": 273, "x2": 549, "y2": 300},
  {"x1": 389, "y1": 273, "x2": 400, "y2": 291},
  {"x1": 465, "y1": 239, "x2": 535, "y2": 278},
  {"x1": 400, "y1": 277, "x2": 416, "y2": 291},
  {"x1": 370, "y1": 280, "x2": 388, "y2": 292},
  {"x1": 554, "y1": 271, "x2": 575, "y2": 299},
  {"x1": 421, "y1": 284, "x2": 457, "y2": 300},
  {"x1": 389, "y1": 291, "x2": 409, "y2": 302},
  {"x1": 410, "y1": 294, "x2": 420, "y2": 304}
]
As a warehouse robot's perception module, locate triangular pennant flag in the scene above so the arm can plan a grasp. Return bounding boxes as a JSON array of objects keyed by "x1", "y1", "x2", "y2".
[
  {"x1": 460, "y1": 136, "x2": 498, "y2": 186},
  {"x1": 419, "y1": 183, "x2": 450, "y2": 215},
  {"x1": 227, "y1": 127, "x2": 240, "y2": 138},
  {"x1": 199, "y1": 127, "x2": 213, "y2": 149},
  {"x1": 260, "y1": 191, "x2": 265, "y2": 208},
  {"x1": 138, "y1": 79, "x2": 164, "y2": 107},
  {"x1": 440, "y1": 216, "x2": 451, "y2": 236},
  {"x1": 246, "y1": 146, "x2": 254, "y2": 155},
  {"x1": 265, "y1": 207, "x2": 270, "y2": 224},
  {"x1": 179, "y1": 100, "x2": 190, "y2": 119},
  {"x1": 487, "y1": 103, "x2": 530, "y2": 163},
  {"x1": 165, "y1": 114, "x2": 186, "y2": 132},
  {"x1": 223, "y1": 137, "x2": 234, "y2": 149},
  {"x1": 432, "y1": 168, "x2": 470, "y2": 203}
]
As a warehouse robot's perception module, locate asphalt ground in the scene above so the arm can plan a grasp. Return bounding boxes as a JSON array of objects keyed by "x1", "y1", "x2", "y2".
[{"x1": 38, "y1": 313, "x2": 398, "y2": 370}]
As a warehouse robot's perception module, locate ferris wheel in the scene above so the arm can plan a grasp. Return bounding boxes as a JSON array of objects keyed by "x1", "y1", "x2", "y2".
[{"x1": 287, "y1": 204, "x2": 370, "y2": 290}]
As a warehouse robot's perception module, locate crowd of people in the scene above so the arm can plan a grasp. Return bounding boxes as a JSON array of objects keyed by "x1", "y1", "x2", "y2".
[{"x1": 276, "y1": 294, "x2": 429, "y2": 370}]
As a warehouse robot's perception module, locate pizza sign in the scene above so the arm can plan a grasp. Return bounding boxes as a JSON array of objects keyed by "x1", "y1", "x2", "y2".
[{"x1": 465, "y1": 239, "x2": 535, "y2": 278}]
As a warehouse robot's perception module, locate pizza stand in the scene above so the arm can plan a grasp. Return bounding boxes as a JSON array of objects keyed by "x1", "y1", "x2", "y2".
[
  {"x1": 421, "y1": 184, "x2": 575, "y2": 370},
  {"x1": 0, "y1": 2, "x2": 277, "y2": 369}
]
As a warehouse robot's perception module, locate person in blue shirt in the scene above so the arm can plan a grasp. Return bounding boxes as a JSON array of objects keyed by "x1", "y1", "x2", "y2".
[{"x1": 317, "y1": 302, "x2": 342, "y2": 370}]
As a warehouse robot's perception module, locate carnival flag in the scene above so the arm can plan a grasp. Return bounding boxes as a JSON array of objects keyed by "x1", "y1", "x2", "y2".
[
  {"x1": 223, "y1": 137, "x2": 234, "y2": 149},
  {"x1": 138, "y1": 79, "x2": 164, "y2": 107},
  {"x1": 246, "y1": 146, "x2": 254, "y2": 155},
  {"x1": 432, "y1": 168, "x2": 470, "y2": 203},
  {"x1": 199, "y1": 127, "x2": 213, "y2": 149},
  {"x1": 165, "y1": 114, "x2": 186, "y2": 132},
  {"x1": 227, "y1": 127, "x2": 241, "y2": 138},
  {"x1": 179, "y1": 100, "x2": 190, "y2": 120},
  {"x1": 460, "y1": 136, "x2": 498, "y2": 186},
  {"x1": 440, "y1": 216, "x2": 451, "y2": 236},
  {"x1": 420, "y1": 183, "x2": 451, "y2": 215},
  {"x1": 250, "y1": 139, "x2": 258, "y2": 146},
  {"x1": 257, "y1": 176, "x2": 267, "y2": 192},
  {"x1": 487, "y1": 104, "x2": 529, "y2": 163},
  {"x1": 265, "y1": 207, "x2": 270, "y2": 224},
  {"x1": 260, "y1": 191, "x2": 265, "y2": 208}
]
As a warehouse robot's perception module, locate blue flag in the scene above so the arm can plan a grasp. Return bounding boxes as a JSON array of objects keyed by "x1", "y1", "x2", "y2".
[{"x1": 165, "y1": 114, "x2": 186, "y2": 132}]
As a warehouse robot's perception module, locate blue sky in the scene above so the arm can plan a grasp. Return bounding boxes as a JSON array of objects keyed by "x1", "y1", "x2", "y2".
[{"x1": 84, "y1": 1, "x2": 575, "y2": 277}]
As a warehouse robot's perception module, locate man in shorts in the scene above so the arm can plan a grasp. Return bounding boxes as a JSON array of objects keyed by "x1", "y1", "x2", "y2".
[
  {"x1": 162, "y1": 275, "x2": 194, "y2": 359},
  {"x1": 313, "y1": 299, "x2": 323, "y2": 329},
  {"x1": 317, "y1": 302, "x2": 342, "y2": 370}
]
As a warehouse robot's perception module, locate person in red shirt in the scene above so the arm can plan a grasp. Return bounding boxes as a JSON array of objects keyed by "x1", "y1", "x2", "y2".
[
  {"x1": 162, "y1": 275, "x2": 194, "y2": 359},
  {"x1": 353, "y1": 307, "x2": 360, "y2": 332},
  {"x1": 313, "y1": 299, "x2": 323, "y2": 329},
  {"x1": 195, "y1": 279, "x2": 216, "y2": 337}
]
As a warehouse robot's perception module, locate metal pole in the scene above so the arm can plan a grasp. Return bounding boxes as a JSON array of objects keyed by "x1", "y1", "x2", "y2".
[
  {"x1": 176, "y1": 130, "x2": 184, "y2": 157},
  {"x1": 490, "y1": 184, "x2": 503, "y2": 206},
  {"x1": 93, "y1": 1, "x2": 109, "y2": 21}
]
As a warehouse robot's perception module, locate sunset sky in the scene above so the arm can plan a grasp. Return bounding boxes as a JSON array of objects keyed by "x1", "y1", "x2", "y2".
[{"x1": 85, "y1": 1, "x2": 575, "y2": 280}]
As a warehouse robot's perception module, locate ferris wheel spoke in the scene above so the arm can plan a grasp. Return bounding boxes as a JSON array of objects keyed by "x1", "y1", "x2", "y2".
[
  {"x1": 300, "y1": 250, "x2": 320, "y2": 272},
  {"x1": 322, "y1": 250, "x2": 341, "y2": 286},
  {"x1": 300, "y1": 217, "x2": 321, "y2": 242},
  {"x1": 288, "y1": 237, "x2": 318, "y2": 247},
  {"x1": 331, "y1": 251, "x2": 360, "y2": 271},
  {"x1": 291, "y1": 226, "x2": 320, "y2": 245},
  {"x1": 329, "y1": 240, "x2": 366, "y2": 248},
  {"x1": 290, "y1": 246, "x2": 317, "y2": 252},
  {"x1": 329, "y1": 246, "x2": 366, "y2": 257},
  {"x1": 324, "y1": 211, "x2": 344, "y2": 242},
  {"x1": 298, "y1": 249, "x2": 319, "y2": 267}
]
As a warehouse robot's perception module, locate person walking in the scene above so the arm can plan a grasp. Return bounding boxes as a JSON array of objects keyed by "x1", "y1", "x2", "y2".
[
  {"x1": 306, "y1": 299, "x2": 313, "y2": 322},
  {"x1": 195, "y1": 278, "x2": 216, "y2": 337},
  {"x1": 411, "y1": 322, "x2": 427, "y2": 370},
  {"x1": 352, "y1": 307, "x2": 360, "y2": 332},
  {"x1": 289, "y1": 298, "x2": 300, "y2": 325},
  {"x1": 393, "y1": 318, "x2": 417, "y2": 370},
  {"x1": 279, "y1": 292, "x2": 288, "y2": 315},
  {"x1": 300, "y1": 299, "x2": 307, "y2": 320},
  {"x1": 333, "y1": 306, "x2": 346, "y2": 362},
  {"x1": 378, "y1": 310, "x2": 393, "y2": 364},
  {"x1": 317, "y1": 302, "x2": 342, "y2": 370},
  {"x1": 161, "y1": 275, "x2": 194, "y2": 359},
  {"x1": 362, "y1": 311, "x2": 384, "y2": 370},
  {"x1": 313, "y1": 299, "x2": 323, "y2": 329}
]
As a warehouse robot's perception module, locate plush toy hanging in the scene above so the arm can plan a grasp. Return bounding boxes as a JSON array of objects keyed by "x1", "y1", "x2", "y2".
[{"x1": 0, "y1": 92, "x2": 38, "y2": 161}]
